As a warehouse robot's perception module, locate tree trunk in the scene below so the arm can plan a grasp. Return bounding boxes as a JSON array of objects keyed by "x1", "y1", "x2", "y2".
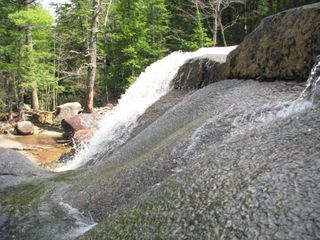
[
  {"x1": 195, "y1": 0, "x2": 204, "y2": 46},
  {"x1": 103, "y1": 0, "x2": 112, "y2": 105},
  {"x1": 17, "y1": 0, "x2": 33, "y2": 120},
  {"x1": 276, "y1": 0, "x2": 281, "y2": 12},
  {"x1": 18, "y1": 28, "x2": 25, "y2": 121},
  {"x1": 213, "y1": 3, "x2": 220, "y2": 46},
  {"x1": 84, "y1": 0, "x2": 100, "y2": 113},
  {"x1": 219, "y1": 18, "x2": 227, "y2": 46},
  {"x1": 213, "y1": 16, "x2": 218, "y2": 46},
  {"x1": 268, "y1": 0, "x2": 273, "y2": 13},
  {"x1": 52, "y1": 89, "x2": 56, "y2": 110},
  {"x1": 105, "y1": 84, "x2": 109, "y2": 104},
  {"x1": 5, "y1": 73, "x2": 14, "y2": 120},
  {"x1": 244, "y1": 0, "x2": 248, "y2": 35},
  {"x1": 27, "y1": 25, "x2": 39, "y2": 110},
  {"x1": 104, "y1": 0, "x2": 113, "y2": 27},
  {"x1": 31, "y1": 82, "x2": 39, "y2": 110}
]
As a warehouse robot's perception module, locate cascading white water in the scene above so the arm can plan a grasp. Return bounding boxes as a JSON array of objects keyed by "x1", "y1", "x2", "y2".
[
  {"x1": 57, "y1": 46, "x2": 237, "y2": 171},
  {"x1": 300, "y1": 56, "x2": 320, "y2": 102},
  {"x1": 229, "y1": 57, "x2": 320, "y2": 137},
  {"x1": 58, "y1": 201, "x2": 97, "y2": 239}
]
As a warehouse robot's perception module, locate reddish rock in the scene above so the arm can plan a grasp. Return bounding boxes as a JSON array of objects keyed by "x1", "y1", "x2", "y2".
[
  {"x1": 73, "y1": 129, "x2": 94, "y2": 143},
  {"x1": 16, "y1": 121, "x2": 34, "y2": 135},
  {"x1": 61, "y1": 113, "x2": 101, "y2": 141}
]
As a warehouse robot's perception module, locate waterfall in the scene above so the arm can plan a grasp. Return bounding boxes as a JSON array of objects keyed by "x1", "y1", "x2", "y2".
[
  {"x1": 57, "y1": 46, "x2": 237, "y2": 171},
  {"x1": 230, "y1": 56, "x2": 320, "y2": 137},
  {"x1": 300, "y1": 55, "x2": 320, "y2": 102}
]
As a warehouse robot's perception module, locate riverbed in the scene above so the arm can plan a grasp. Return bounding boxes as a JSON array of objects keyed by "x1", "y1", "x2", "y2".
[{"x1": 0, "y1": 131, "x2": 70, "y2": 171}]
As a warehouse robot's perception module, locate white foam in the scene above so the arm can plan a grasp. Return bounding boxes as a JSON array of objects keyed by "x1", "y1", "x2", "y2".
[
  {"x1": 57, "y1": 47, "x2": 237, "y2": 171},
  {"x1": 231, "y1": 99, "x2": 312, "y2": 136},
  {"x1": 58, "y1": 201, "x2": 97, "y2": 239}
]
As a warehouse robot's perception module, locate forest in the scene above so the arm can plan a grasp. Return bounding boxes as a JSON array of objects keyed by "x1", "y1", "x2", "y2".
[{"x1": 0, "y1": 0, "x2": 318, "y2": 117}]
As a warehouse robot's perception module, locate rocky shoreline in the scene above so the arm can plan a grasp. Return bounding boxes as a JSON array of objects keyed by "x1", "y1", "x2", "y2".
[{"x1": 0, "y1": 129, "x2": 70, "y2": 171}]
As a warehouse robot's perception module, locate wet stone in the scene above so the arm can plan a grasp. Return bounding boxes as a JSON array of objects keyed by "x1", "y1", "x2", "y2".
[{"x1": 0, "y1": 215, "x2": 8, "y2": 228}]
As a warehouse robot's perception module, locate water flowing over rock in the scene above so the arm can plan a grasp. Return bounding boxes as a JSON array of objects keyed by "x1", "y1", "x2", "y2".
[
  {"x1": 75, "y1": 80, "x2": 318, "y2": 239},
  {"x1": 58, "y1": 47, "x2": 235, "y2": 171},
  {"x1": 1, "y1": 48, "x2": 320, "y2": 238},
  {"x1": 300, "y1": 56, "x2": 320, "y2": 102},
  {"x1": 172, "y1": 47, "x2": 236, "y2": 89},
  {"x1": 227, "y1": 3, "x2": 320, "y2": 80}
]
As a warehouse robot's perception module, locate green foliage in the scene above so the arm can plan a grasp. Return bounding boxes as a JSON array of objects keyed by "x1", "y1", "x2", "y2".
[
  {"x1": 226, "y1": 0, "x2": 320, "y2": 45},
  {"x1": 0, "y1": 89, "x2": 6, "y2": 109},
  {"x1": 54, "y1": 0, "x2": 92, "y2": 105},
  {"x1": 9, "y1": 7, "x2": 54, "y2": 27},
  {"x1": 193, "y1": 4, "x2": 214, "y2": 48},
  {"x1": 1, "y1": 0, "x2": 318, "y2": 110},
  {"x1": 4, "y1": 3, "x2": 59, "y2": 110},
  {"x1": 102, "y1": 0, "x2": 170, "y2": 99}
]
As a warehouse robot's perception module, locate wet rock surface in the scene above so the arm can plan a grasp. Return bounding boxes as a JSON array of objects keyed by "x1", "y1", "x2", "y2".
[
  {"x1": 1, "y1": 80, "x2": 320, "y2": 239},
  {"x1": 172, "y1": 56, "x2": 227, "y2": 89},
  {"x1": 130, "y1": 89, "x2": 193, "y2": 139},
  {"x1": 227, "y1": 3, "x2": 320, "y2": 81},
  {"x1": 78, "y1": 80, "x2": 319, "y2": 239},
  {"x1": 0, "y1": 147, "x2": 48, "y2": 190}
]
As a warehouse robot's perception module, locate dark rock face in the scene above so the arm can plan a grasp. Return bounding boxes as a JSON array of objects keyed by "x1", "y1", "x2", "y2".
[
  {"x1": 172, "y1": 56, "x2": 227, "y2": 89},
  {"x1": 0, "y1": 147, "x2": 47, "y2": 190},
  {"x1": 54, "y1": 102, "x2": 82, "y2": 125},
  {"x1": 16, "y1": 121, "x2": 34, "y2": 135},
  {"x1": 227, "y1": 3, "x2": 320, "y2": 81}
]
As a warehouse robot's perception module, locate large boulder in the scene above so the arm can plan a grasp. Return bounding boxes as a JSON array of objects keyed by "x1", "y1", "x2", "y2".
[
  {"x1": 0, "y1": 147, "x2": 47, "y2": 190},
  {"x1": 16, "y1": 121, "x2": 34, "y2": 135},
  {"x1": 54, "y1": 102, "x2": 82, "y2": 125},
  {"x1": 61, "y1": 113, "x2": 101, "y2": 142},
  {"x1": 172, "y1": 56, "x2": 227, "y2": 89},
  {"x1": 172, "y1": 54, "x2": 229, "y2": 89},
  {"x1": 227, "y1": 3, "x2": 320, "y2": 81}
]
